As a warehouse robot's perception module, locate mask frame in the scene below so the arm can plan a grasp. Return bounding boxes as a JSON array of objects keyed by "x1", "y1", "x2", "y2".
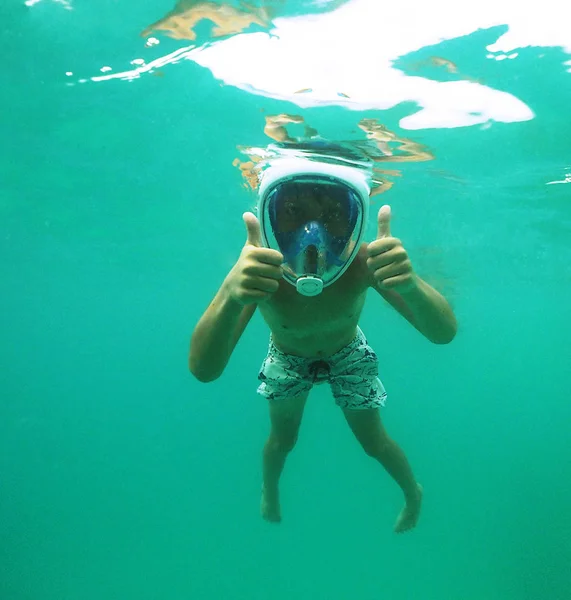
[{"x1": 258, "y1": 160, "x2": 371, "y2": 296}]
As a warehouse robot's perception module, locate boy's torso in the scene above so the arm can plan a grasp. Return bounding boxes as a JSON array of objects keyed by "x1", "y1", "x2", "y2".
[{"x1": 258, "y1": 245, "x2": 373, "y2": 358}]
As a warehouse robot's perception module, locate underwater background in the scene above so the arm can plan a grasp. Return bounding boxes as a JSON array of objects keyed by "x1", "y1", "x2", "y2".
[{"x1": 2, "y1": 1, "x2": 570, "y2": 599}]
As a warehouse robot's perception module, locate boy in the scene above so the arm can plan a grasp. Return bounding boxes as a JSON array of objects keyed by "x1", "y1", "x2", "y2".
[{"x1": 189, "y1": 160, "x2": 457, "y2": 533}]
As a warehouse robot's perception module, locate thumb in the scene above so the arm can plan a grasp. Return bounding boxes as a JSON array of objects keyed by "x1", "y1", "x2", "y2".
[
  {"x1": 243, "y1": 211, "x2": 263, "y2": 247},
  {"x1": 377, "y1": 204, "x2": 391, "y2": 239}
]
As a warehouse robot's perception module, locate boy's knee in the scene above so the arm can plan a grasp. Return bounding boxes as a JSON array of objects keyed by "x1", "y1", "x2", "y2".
[
  {"x1": 267, "y1": 433, "x2": 298, "y2": 454},
  {"x1": 361, "y1": 438, "x2": 391, "y2": 459}
]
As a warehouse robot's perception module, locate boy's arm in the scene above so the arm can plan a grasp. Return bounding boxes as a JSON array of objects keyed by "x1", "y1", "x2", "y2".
[
  {"x1": 365, "y1": 205, "x2": 457, "y2": 345},
  {"x1": 189, "y1": 212, "x2": 283, "y2": 383},
  {"x1": 372, "y1": 275, "x2": 457, "y2": 344},
  {"x1": 189, "y1": 282, "x2": 257, "y2": 382}
]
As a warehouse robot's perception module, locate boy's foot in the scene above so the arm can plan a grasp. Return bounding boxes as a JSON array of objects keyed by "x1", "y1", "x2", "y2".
[
  {"x1": 261, "y1": 484, "x2": 281, "y2": 523},
  {"x1": 394, "y1": 483, "x2": 423, "y2": 533}
]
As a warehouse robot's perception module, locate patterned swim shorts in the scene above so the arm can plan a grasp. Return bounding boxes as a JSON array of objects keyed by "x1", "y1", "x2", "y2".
[{"x1": 257, "y1": 327, "x2": 387, "y2": 410}]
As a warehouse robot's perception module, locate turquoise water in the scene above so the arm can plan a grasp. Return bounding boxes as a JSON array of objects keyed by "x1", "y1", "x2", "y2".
[{"x1": 2, "y1": 1, "x2": 571, "y2": 599}]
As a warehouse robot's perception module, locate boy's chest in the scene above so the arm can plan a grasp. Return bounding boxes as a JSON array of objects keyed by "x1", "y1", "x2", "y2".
[{"x1": 260, "y1": 258, "x2": 370, "y2": 333}]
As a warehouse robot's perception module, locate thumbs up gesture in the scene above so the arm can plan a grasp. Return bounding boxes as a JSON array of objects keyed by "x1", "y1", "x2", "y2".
[
  {"x1": 366, "y1": 205, "x2": 416, "y2": 293},
  {"x1": 224, "y1": 212, "x2": 284, "y2": 305}
]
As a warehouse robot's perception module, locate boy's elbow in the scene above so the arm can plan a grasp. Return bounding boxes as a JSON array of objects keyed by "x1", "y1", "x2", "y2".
[
  {"x1": 190, "y1": 368, "x2": 216, "y2": 383},
  {"x1": 188, "y1": 357, "x2": 221, "y2": 383},
  {"x1": 189, "y1": 367, "x2": 220, "y2": 383},
  {"x1": 431, "y1": 334, "x2": 455, "y2": 345},
  {"x1": 431, "y1": 323, "x2": 457, "y2": 345}
]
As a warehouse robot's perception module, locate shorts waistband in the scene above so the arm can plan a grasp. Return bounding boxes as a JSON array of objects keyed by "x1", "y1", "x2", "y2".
[{"x1": 269, "y1": 327, "x2": 363, "y2": 360}]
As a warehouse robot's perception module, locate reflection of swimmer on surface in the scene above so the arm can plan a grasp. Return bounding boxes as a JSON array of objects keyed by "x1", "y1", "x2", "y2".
[
  {"x1": 235, "y1": 114, "x2": 435, "y2": 197},
  {"x1": 232, "y1": 157, "x2": 260, "y2": 191},
  {"x1": 141, "y1": 0, "x2": 354, "y2": 41},
  {"x1": 403, "y1": 55, "x2": 484, "y2": 85},
  {"x1": 141, "y1": 0, "x2": 271, "y2": 40},
  {"x1": 357, "y1": 119, "x2": 434, "y2": 163},
  {"x1": 263, "y1": 114, "x2": 310, "y2": 144}
]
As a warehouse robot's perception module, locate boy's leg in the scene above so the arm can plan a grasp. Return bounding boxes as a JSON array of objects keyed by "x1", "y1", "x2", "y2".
[
  {"x1": 262, "y1": 393, "x2": 308, "y2": 523},
  {"x1": 342, "y1": 407, "x2": 423, "y2": 533}
]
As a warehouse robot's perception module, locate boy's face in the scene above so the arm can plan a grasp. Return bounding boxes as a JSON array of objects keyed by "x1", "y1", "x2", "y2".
[{"x1": 275, "y1": 184, "x2": 351, "y2": 237}]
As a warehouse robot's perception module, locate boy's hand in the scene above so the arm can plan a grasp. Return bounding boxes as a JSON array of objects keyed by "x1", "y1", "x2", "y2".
[
  {"x1": 224, "y1": 212, "x2": 284, "y2": 305},
  {"x1": 366, "y1": 205, "x2": 417, "y2": 293}
]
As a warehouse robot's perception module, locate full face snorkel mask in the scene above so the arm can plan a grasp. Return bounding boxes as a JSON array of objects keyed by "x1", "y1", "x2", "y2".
[{"x1": 258, "y1": 159, "x2": 371, "y2": 296}]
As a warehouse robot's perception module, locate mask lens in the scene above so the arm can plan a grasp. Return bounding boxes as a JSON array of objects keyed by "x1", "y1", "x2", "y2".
[
  {"x1": 261, "y1": 174, "x2": 366, "y2": 288},
  {"x1": 269, "y1": 180, "x2": 356, "y2": 242}
]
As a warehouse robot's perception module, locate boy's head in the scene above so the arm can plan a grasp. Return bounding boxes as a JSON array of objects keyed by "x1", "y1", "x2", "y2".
[
  {"x1": 272, "y1": 180, "x2": 355, "y2": 237},
  {"x1": 258, "y1": 159, "x2": 370, "y2": 296}
]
